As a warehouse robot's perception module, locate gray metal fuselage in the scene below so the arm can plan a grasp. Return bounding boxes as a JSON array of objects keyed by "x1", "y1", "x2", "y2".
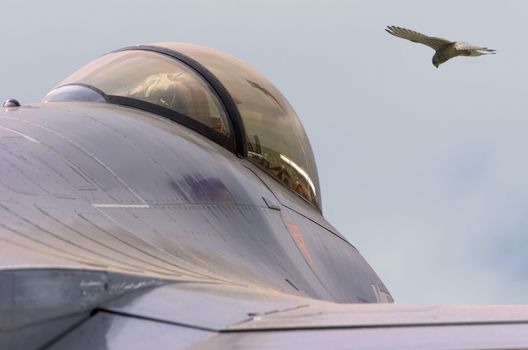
[{"x1": 0, "y1": 100, "x2": 388, "y2": 346}]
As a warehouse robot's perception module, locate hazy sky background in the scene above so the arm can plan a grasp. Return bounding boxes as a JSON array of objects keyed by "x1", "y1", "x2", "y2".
[{"x1": 1, "y1": 0, "x2": 527, "y2": 304}]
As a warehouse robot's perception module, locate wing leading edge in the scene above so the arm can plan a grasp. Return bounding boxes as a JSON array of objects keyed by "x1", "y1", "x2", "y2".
[{"x1": 47, "y1": 281, "x2": 528, "y2": 350}]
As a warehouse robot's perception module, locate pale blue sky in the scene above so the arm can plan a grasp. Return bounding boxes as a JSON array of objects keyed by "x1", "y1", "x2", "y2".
[{"x1": 2, "y1": 0, "x2": 527, "y2": 303}]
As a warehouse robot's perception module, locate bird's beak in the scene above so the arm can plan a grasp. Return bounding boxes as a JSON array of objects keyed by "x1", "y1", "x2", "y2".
[{"x1": 434, "y1": 64, "x2": 439, "y2": 68}]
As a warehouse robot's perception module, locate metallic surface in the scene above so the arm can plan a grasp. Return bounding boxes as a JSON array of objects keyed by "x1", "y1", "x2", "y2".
[
  {"x1": 0, "y1": 101, "x2": 385, "y2": 301},
  {"x1": 0, "y1": 269, "x2": 164, "y2": 349},
  {"x1": 191, "y1": 324, "x2": 528, "y2": 350},
  {"x1": 50, "y1": 313, "x2": 214, "y2": 350},
  {"x1": 3, "y1": 99, "x2": 21, "y2": 108},
  {"x1": 0, "y1": 100, "x2": 388, "y2": 348},
  {"x1": 1, "y1": 43, "x2": 527, "y2": 349},
  {"x1": 47, "y1": 282, "x2": 528, "y2": 349}
]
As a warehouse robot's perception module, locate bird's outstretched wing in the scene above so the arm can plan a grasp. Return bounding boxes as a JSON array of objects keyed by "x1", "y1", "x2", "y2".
[{"x1": 386, "y1": 26, "x2": 452, "y2": 50}]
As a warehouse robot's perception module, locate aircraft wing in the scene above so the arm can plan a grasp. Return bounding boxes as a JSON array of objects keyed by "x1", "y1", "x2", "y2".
[{"x1": 35, "y1": 278, "x2": 528, "y2": 349}]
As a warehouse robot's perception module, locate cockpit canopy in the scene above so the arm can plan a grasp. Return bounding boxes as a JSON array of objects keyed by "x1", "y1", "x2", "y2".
[{"x1": 45, "y1": 43, "x2": 321, "y2": 209}]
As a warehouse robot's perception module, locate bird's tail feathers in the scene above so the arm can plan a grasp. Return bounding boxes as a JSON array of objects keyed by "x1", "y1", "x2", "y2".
[
  {"x1": 478, "y1": 47, "x2": 496, "y2": 55},
  {"x1": 456, "y1": 42, "x2": 497, "y2": 55}
]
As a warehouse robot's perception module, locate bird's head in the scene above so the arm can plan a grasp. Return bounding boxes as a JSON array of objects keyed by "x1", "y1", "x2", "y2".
[{"x1": 432, "y1": 53, "x2": 447, "y2": 68}]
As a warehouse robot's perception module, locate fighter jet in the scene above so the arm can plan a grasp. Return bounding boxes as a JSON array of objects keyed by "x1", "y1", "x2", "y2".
[{"x1": 1, "y1": 43, "x2": 527, "y2": 349}]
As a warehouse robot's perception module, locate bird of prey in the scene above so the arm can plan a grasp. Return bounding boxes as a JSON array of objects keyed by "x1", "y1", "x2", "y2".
[{"x1": 386, "y1": 26, "x2": 496, "y2": 68}]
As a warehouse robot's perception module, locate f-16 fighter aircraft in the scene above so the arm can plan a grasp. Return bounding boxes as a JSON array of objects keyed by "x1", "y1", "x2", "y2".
[{"x1": 1, "y1": 43, "x2": 527, "y2": 349}]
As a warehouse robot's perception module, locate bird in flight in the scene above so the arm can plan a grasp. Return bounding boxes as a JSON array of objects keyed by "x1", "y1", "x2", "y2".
[{"x1": 386, "y1": 26, "x2": 496, "y2": 68}]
